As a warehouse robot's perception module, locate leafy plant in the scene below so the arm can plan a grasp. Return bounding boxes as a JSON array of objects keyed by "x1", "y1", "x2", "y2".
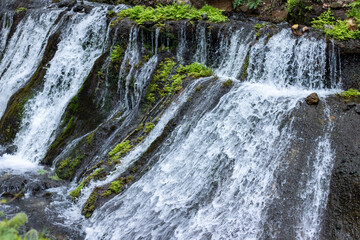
[
  {"x1": 0, "y1": 213, "x2": 49, "y2": 239},
  {"x1": 312, "y1": 8, "x2": 360, "y2": 40},
  {"x1": 233, "y1": 0, "x2": 263, "y2": 9},
  {"x1": 116, "y1": 3, "x2": 227, "y2": 26}
]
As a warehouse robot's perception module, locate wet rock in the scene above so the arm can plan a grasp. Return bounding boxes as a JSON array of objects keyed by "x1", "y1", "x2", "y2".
[
  {"x1": 291, "y1": 24, "x2": 308, "y2": 36},
  {"x1": 305, "y1": 93, "x2": 320, "y2": 105},
  {"x1": 343, "y1": 103, "x2": 356, "y2": 111},
  {"x1": 58, "y1": 0, "x2": 76, "y2": 9},
  {"x1": 330, "y1": 1, "x2": 343, "y2": 9},
  {"x1": 73, "y1": 4, "x2": 91, "y2": 13},
  {"x1": 355, "y1": 105, "x2": 360, "y2": 114}
]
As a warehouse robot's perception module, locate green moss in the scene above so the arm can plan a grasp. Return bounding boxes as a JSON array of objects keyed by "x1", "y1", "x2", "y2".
[
  {"x1": 110, "y1": 45, "x2": 124, "y2": 63},
  {"x1": 108, "y1": 179, "x2": 124, "y2": 194},
  {"x1": 338, "y1": 88, "x2": 360, "y2": 99},
  {"x1": 223, "y1": 79, "x2": 234, "y2": 87},
  {"x1": 109, "y1": 140, "x2": 133, "y2": 162},
  {"x1": 86, "y1": 132, "x2": 95, "y2": 145},
  {"x1": 49, "y1": 174, "x2": 61, "y2": 181},
  {"x1": 15, "y1": 7, "x2": 27, "y2": 13},
  {"x1": 55, "y1": 155, "x2": 85, "y2": 180},
  {"x1": 144, "y1": 122, "x2": 155, "y2": 134},
  {"x1": 241, "y1": 54, "x2": 250, "y2": 80},
  {"x1": 69, "y1": 182, "x2": 85, "y2": 199},
  {"x1": 116, "y1": 4, "x2": 227, "y2": 26},
  {"x1": 83, "y1": 191, "x2": 97, "y2": 218}
]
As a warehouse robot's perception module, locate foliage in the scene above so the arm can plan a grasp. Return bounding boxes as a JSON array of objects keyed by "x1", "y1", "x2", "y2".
[
  {"x1": 144, "y1": 122, "x2": 155, "y2": 133},
  {"x1": 48, "y1": 174, "x2": 61, "y2": 181},
  {"x1": 312, "y1": 7, "x2": 360, "y2": 40},
  {"x1": 15, "y1": 7, "x2": 27, "y2": 13},
  {"x1": 338, "y1": 88, "x2": 360, "y2": 99},
  {"x1": 233, "y1": 0, "x2": 263, "y2": 9},
  {"x1": 347, "y1": 0, "x2": 360, "y2": 23},
  {"x1": 108, "y1": 140, "x2": 133, "y2": 161},
  {"x1": 55, "y1": 155, "x2": 85, "y2": 180},
  {"x1": 116, "y1": 3, "x2": 227, "y2": 26},
  {"x1": 110, "y1": 45, "x2": 124, "y2": 63},
  {"x1": 223, "y1": 79, "x2": 234, "y2": 87},
  {"x1": 0, "y1": 213, "x2": 49, "y2": 240}
]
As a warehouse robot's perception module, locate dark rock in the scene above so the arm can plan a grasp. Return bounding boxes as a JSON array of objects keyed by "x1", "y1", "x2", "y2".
[
  {"x1": 58, "y1": 0, "x2": 76, "y2": 8},
  {"x1": 343, "y1": 103, "x2": 356, "y2": 111},
  {"x1": 305, "y1": 93, "x2": 320, "y2": 105},
  {"x1": 355, "y1": 105, "x2": 360, "y2": 114}
]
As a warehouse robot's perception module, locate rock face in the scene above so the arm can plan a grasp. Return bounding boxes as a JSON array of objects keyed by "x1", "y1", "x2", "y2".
[
  {"x1": 306, "y1": 93, "x2": 320, "y2": 105},
  {"x1": 320, "y1": 97, "x2": 360, "y2": 239}
]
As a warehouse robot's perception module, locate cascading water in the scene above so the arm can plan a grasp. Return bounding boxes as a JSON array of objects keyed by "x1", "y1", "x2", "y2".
[
  {"x1": 0, "y1": 9, "x2": 62, "y2": 118},
  {"x1": 0, "y1": 6, "x2": 108, "y2": 170},
  {"x1": 0, "y1": 3, "x2": 345, "y2": 239},
  {"x1": 84, "y1": 28, "x2": 339, "y2": 239}
]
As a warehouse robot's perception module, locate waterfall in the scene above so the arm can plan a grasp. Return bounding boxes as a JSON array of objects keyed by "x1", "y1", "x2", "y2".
[
  {"x1": 85, "y1": 28, "x2": 339, "y2": 239},
  {"x1": 0, "y1": 9, "x2": 62, "y2": 118},
  {"x1": 0, "y1": 4, "x2": 343, "y2": 239},
  {"x1": 0, "y1": 6, "x2": 108, "y2": 170}
]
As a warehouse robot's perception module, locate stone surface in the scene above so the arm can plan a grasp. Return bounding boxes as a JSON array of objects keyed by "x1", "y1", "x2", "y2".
[{"x1": 305, "y1": 93, "x2": 320, "y2": 105}]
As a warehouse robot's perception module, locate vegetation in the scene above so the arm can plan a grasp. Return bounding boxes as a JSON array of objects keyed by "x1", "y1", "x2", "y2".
[
  {"x1": 110, "y1": 45, "x2": 124, "y2": 63},
  {"x1": 144, "y1": 122, "x2": 155, "y2": 133},
  {"x1": 312, "y1": 3, "x2": 360, "y2": 40},
  {"x1": 15, "y1": 7, "x2": 27, "y2": 13},
  {"x1": 338, "y1": 88, "x2": 360, "y2": 99},
  {"x1": 108, "y1": 140, "x2": 133, "y2": 162},
  {"x1": 0, "y1": 212, "x2": 49, "y2": 240},
  {"x1": 55, "y1": 155, "x2": 85, "y2": 180},
  {"x1": 233, "y1": 0, "x2": 263, "y2": 9},
  {"x1": 223, "y1": 79, "x2": 234, "y2": 87},
  {"x1": 116, "y1": 3, "x2": 227, "y2": 26}
]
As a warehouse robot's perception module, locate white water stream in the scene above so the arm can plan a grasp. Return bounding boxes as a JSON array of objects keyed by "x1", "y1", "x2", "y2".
[{"x1": 0, "y1": 6, "x2": 108, "y2": 170}]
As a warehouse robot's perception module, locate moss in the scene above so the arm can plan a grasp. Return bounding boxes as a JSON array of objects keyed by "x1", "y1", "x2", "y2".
[
  {"x1": 83, "y1": 191, "x2": 97, "y2": 218},
  {"x1": 86, "y1": 132, "x2": 95, "y2": 145},
  {"x1": 55, "y1": 155, "x2": 85, "y2": 180},
  {"x1": 338, "y1": 88, "x2": 360, "y2": 99},
  {"x1": 108, "y1": 140, "x2": 133, "y2": 162},
  {"x1": 69, "y1": 182, "x2": 85, "y2": 199},
  {"x1": 240, "y1": 54, "x2": 250, "y2": 80},
  {"x1": 48, "y1": 117, "x2": 76, "y2": 153},
  {"x1": 101, "y1": 176, "x2": 134, "y2": 197},
  {"x1": 48, "y1": 174, "x2": 61, "y2": 181},
  {"x1": 223, "y1": 79, "x2": 234, "y2": 87},
  {"x1": 15, "y1": 7, "x2": 27, "y2": 13},
  {"x1": 144, "y1": 122, "x2": 155, "y2": 134}
]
